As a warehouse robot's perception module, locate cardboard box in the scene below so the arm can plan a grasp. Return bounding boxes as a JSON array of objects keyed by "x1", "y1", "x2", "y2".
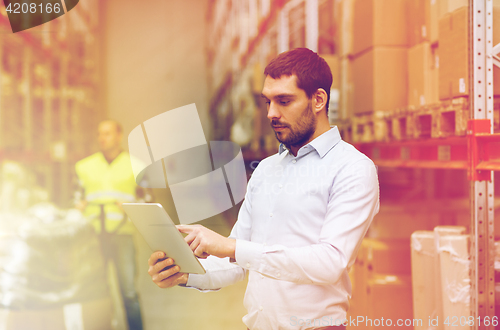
[
  {"x1": 0, "y1": 297, "x2": 112, "y2": 330},
  {"x1": 439, "y1": 235, "x2": 470, "y2": 330},
  {"x1": 439, "y1": 6, "x2": 500, "y2": 100},
  {"x1": 408, "y1": 0, "x2": 430, "y2": 47},
  {"x1": 438, "y1": 7, "x2": 468, "y2": 100},
  {"x1": 366, "y1": 275, "x2": 413, "y2": 329},
  {"x1": 408, "y1": 0, "x2": 440, "y2": 47},
  {"x1": 411, "y1": 231, "x2": 437, "y2": 330},
  {"x1": 339, "y1": 56, "x2": 353, "y2": 119},
  {"x1": 363, "y1": 238, "x2": 412, "y2": 275},
  {"x1": 321, "y1": 55, "x2": 341, "y2": 121},
  {"x1": 352, "y1": 0, "x2": 408, "y2": 56},
  {"x1": 349, "y1": 238, "x2": 413, "y2": 329},
  {"x1": 339, "y1": 0, "x2": 354, "y2": 57},
  {"x1": 408, "y1": 42, "x2": 440, "y2": 106},
  {"x1": 429, "y1": 0, "x2": 440, "y2": 43},
  {"x1": 349, "y1": 239, "x2": 411, "y2": 307},
  {"x1": 408, "y1": 42, "x2": 432, "y2": 106},
  {"x1": 348, "y1": 244, "x2": 369, "y2": 325},
  {"x1": 408, "y1": 0, "x2": 441, "y2": 45},
  {"x1": 438, "y1": 0, "x2": 467, "y2": 17},
  {"x1": 431, "y1": 45, "x2": 439, "y2": 103},
  {"x1": 321, "y1": 54, "x2": 340, "y2": 90},
  {"x1": 352, "y1": 47, "x2": 408, "y2": 114}
]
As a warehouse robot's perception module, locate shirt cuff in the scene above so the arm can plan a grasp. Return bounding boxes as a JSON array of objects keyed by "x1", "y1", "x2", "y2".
[
  {"x1": 183, "y1": 274, "x2": 220, "y2": 292},
  {"x1": 185, "y1": 273, "x2": 203, "y2": 288},
  {"x1": 235, "y1": 239, "x2": 264, "y2": 271}
]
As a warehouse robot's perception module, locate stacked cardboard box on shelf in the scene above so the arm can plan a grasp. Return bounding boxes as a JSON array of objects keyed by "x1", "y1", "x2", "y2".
[
  {"x1": 407, "y1": 0, "x2": 467, "y2": 47},
  {"x1": 348, "y1": 238, "x2": 413, "y2": 329},
  {"x1": 439, "y1": 5, "x2": 500, "y2": 101},
  {"x1": 352, "y1": 48, "x2": 408, "y2": 114},
  {"x1": 406, "y1": 0, "x2": 453, "y2": 107},
  {"x1": 321, "y1": 54, "x2": 341, "y2": 121},
  {"x1": 338, "y1": 0, "x2": 354, "y2": 119},
  {"x1": 408, "y1": 42, "x2": 439, "y2": 106},
  {"x1": 350, "y1": 0, "x2": 408, "y2": 114},
  {"x1": 439, "y1": 0, "x2": 468, "y2": 16},
  {"x1": 338, "y1": 0, "x2": 500, "y2": 118},
  {"x1": 408, "y1": 0, "x2": 440, "y2": 46},
  {"x1": 438, "y1": 6, "x2": 469, "y2": 100}
]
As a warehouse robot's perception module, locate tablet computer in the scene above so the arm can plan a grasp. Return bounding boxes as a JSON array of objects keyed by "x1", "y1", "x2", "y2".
[{"x1": 122, "y1": 203, "x2": 206, "y2": 274}]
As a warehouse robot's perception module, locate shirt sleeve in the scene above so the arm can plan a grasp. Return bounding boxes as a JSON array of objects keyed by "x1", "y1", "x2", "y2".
[{"x1": 233, "y1": 158, "x2": 380, "y2": 285}]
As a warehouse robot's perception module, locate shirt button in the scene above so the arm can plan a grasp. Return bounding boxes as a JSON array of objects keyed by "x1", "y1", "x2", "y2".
[
  {"x1": 263, "y1": 242, "x2": 267, "y2": 246},
  {"x1": 246, "y1": 263, "x2": 250, "y2": 268},
  {"x1": 279, "y1": 184, "x2": 283, "y2": 189},
  {"x1": 269, "y1": 213, "x2": 273, "y2": 217},
  {"x1": 259, "y1": 306, "x2": 263, "y2": 311},
  {"x1": 277, "y1": 273, "x2": 281, "y2": 278},
  {"x1": 292, "y1": 159, "x2": 297, "y2": 164},
  {"x1": 261, "y1": 274, "x2": 264, "y2": 279}
]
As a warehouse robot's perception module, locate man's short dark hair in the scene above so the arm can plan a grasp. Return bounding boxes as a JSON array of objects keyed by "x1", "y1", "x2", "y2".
[{"x1": 264, "y1": 48, "x2": 333, "y2": 113}]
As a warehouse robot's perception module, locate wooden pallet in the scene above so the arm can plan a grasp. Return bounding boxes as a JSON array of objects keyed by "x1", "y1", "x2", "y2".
[{"x1": 336, "y1": 97, "x2": 470, "y2": 143}]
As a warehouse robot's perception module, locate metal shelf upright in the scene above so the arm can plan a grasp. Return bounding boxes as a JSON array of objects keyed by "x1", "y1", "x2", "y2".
[{"x1": 470, "y1": 0, "x2": 496, "y2": 328}]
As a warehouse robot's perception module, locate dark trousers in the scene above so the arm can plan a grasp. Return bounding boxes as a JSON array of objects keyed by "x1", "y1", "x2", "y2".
[{"x1": 108, "y1": 235, "x2": 144, "y2": 330}]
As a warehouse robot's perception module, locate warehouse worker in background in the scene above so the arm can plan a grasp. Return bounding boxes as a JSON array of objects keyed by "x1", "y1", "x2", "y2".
[
  {"x1": 147, "y1": 48, "x2": 380, "y2": 330},
  {"x1": 75, "y1": 120, "x2": 145, "y2": 330}
]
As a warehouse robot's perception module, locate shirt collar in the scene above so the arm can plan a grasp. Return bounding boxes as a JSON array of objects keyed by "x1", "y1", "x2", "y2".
[
  {"x1": 278, "y1": 126, "x2": 342, "y2": 158},
  {"x1": 278, "y1": 143, "x2": 288, "y2": 155}
]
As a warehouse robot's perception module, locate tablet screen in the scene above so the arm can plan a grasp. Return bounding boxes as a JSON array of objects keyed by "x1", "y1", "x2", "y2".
[{"x1": 122, "y1": 203, "x2": 205, "y2": 274}]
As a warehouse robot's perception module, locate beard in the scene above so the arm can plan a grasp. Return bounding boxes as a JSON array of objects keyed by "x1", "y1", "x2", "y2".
[{"x1": 271, "y1": 101, "x2": 317, "y2": 150}]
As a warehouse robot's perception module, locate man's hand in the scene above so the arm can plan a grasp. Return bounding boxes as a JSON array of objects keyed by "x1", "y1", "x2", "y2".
[
  {"x1": 177, "y1": 224, "x2": 236, "y2": 259},
  {"x1": 147, "y1": 251, "x2": 188, "y2": 288}
]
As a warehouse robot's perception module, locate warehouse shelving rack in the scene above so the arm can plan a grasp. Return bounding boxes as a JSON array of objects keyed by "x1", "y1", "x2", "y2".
[
  {"x1": 206, "y1": 0, "x2": 499, "y2": 328},
  {"x1": 0, "y1": 1, "x2": 102, "y2": 207},
  {"x1": 352, "y1": 1, "x2": 499, "y2": 328}
]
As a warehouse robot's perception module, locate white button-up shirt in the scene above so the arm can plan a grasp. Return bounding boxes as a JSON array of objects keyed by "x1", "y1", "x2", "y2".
[{"x1": 187, "y1": 126, "x2": 380, "y2": 330}]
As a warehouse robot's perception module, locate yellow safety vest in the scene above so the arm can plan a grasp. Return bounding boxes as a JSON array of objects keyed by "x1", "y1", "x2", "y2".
[{"x1": 75, "y1": 151, "x2": 137, "y2": 234}]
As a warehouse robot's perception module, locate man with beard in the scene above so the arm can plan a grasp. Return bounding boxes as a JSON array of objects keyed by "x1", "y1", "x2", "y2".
[{"x1": 147, "y1": 48, "x2": 380, "y2": 330}]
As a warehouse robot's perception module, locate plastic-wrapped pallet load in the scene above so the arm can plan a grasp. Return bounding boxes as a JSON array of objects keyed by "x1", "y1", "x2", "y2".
[
  {"x1": 411, "y1": 231, "x2": 436, "y2": 330},
  {"x1": 433, "y1": 226, "x2": 466, "y2": 330},
  {"x1": 0, "y1": 204, "x2": 111, "y2": 330},
  {"x1": 438, "y1": 235, "x2": 470, "y2": 330}
]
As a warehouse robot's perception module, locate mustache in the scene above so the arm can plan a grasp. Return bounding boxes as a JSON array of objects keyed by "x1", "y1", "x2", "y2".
[{"x1": 271, "y1": 120, "x2": 288, "y2": 128}]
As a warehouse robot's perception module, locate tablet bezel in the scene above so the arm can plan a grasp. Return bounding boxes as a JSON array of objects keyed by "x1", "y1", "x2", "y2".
[{"x1": 122, "y1": 202, "x2": 206, "y2": 274}]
